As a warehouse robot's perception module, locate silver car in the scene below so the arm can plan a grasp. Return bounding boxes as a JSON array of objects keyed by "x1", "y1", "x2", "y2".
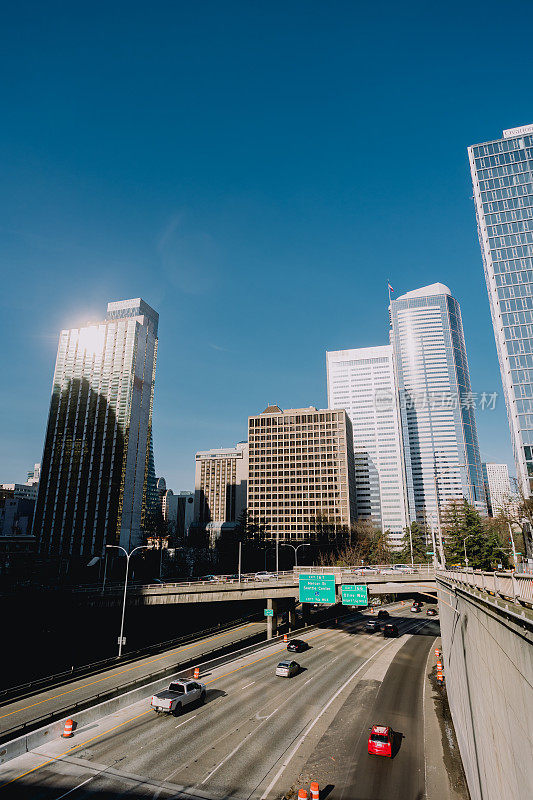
[{"x1": 275, "y1": 660, "x2": 300, "y2": 678}]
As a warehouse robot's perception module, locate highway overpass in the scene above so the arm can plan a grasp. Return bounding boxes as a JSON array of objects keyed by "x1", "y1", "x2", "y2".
[
  {"x1": 437, "y1": 569, "x2": 533, "y2": 800},
  {"x1": 73, "y1": 566, "x2": 437, "y2": 610}
]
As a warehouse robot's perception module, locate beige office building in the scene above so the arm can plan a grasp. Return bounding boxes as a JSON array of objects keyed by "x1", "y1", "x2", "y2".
[
  {"x1": 247, "y1": 405, "x2": 356, "y2": 540},
  {"x1": 193, "y1": 442, "x2": 248, "y2": 541}
]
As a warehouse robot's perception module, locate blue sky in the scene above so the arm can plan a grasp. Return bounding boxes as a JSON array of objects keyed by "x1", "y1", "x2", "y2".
[{"x1": 1, "y1": 0, "x2": 532, "y2": 489}]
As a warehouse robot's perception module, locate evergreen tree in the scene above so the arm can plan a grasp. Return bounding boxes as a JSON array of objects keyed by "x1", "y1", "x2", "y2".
[
  {"x1": 399, "y1": 522, "x2": 428, "y2": 564},
  {"x1": 443, "y1": 500, "x2": 510, "y2": 570}
]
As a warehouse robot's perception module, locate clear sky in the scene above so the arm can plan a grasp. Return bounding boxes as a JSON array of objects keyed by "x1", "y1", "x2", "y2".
[{"x1": 1, "y1": 0, "x2": 532, "y2": 490}]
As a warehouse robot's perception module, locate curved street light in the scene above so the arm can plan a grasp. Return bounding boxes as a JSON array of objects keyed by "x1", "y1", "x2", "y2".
[
  {"x1": 281, "y1": 542, "x2": 310, "y2": 568},
  {"x1": 106, "y1": 544, "x2": 150, "y2": 657}
]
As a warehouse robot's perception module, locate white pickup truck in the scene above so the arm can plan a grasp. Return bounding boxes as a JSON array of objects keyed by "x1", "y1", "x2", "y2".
[{"x1": 151, "y1": 679, "x2": 207, "y2": 715}]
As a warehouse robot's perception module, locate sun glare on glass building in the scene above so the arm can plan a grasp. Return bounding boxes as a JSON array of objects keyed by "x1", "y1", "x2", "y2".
[
  {"x1": 469, "y1": 124, "x2": 533, "y2": 496},
  {"x1": 390, "y1": 284, "x2": 486, "y2": 526},
  {"x1": 32, "y1": 298, "x2": 159, "y2": 569}
]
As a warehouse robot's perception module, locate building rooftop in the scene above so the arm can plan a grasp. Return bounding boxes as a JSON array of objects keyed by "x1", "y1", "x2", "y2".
[{"x1": 396, "y1": 283, "x2": 451, "y2": 301}]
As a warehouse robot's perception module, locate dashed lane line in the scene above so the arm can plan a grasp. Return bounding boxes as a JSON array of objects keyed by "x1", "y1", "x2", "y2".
[{"x1": 0, "y1": 624, "x2": 256, "y2": 720}]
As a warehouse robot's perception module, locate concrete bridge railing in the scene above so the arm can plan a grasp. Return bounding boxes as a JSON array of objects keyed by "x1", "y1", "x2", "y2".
[{"x1": 439, "y1": 569, "x2": 533, "y2": 606}]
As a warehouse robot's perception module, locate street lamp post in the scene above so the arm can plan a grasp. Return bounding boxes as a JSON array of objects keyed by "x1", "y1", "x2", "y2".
[
  {"x1": 507, "y1": 522, "x2": 518, "y2": 566},
  {"x1": 433, "y1": 462, "x2": 467, "y2": 569},
  {"x1": 281, "y1": 542, "x2": 309, "y2": 568},
  {"x1": 106, "y1": 544, "x2": 150, "y2": 657},
  {"x1": 463, "y1": 534, "x2": 474, "y2": 568}
]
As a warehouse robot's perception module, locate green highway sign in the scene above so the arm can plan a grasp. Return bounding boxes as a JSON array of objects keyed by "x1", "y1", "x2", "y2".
[
  {"x1": 341, "y1": 584, "x2": 368, "y2": 606},
  {"x1": 299, "y1": 573, "x2": 336, "y2": 604},
  {"x1": 264, "y1": 608, "x2": 274, "y2": 617}
]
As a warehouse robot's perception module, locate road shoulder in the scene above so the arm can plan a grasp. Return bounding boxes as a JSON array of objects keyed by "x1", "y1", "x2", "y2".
[{"x1": 424, "y1": 636, "x2": 470, "y2": 800}]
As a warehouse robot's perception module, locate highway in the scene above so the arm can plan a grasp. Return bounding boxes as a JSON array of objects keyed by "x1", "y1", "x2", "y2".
[
  {"x1": 0, "y1": 619, "x2": 267, "y2": 738},
  {"x1": 0, "y1": 605, "x2": 444, "y2": 799}
]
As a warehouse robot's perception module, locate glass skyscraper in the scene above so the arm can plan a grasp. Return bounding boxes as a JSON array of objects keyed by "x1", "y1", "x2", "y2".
[
  {"x1": 469, "y1": 124, "x2": 533, "y2": 496},
  {"x1": 326, "y1": 345, "x2": 408, "y2": 546},
  {"x1": 390, "y1": 284, "x2": 486, "y2": 526},
  {"x1": 33, "y1": 298, "x2": 159, "y2": 567}
]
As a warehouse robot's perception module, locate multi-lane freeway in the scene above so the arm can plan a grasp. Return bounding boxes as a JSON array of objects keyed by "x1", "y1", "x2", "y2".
[{"x1": 0, "y1": 605, "x2": 454, "y2": 800}]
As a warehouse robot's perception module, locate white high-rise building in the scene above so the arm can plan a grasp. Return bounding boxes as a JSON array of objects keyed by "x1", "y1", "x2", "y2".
[
  {"x1": 326, "y1": 346, "x2": 408, "y2": 547},
  {"x1": 33, "y1": 298, "x2": 159, "y2": 562},
  {"x1": 482, "y1": 463, "x2": 513, "y2": 516},
  {"x1": 390, "y1": 284, "x2": 486, "y2": 527}
]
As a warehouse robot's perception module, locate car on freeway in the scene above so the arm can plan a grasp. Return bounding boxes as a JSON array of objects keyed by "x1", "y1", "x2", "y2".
[
  {"x1": 410, "y1": 604, "x2": 421, "y2": 612},
  {"x1": 365, "y1": 620, "x2": 381, "y2": 633},
  {"x1": 200, "y1": 574, "x2": 221, "y2": 582},
  {"x1": 368, "y1": 725, "x2": 394, "y2": 757},
  {"x1": 151, "y1": 680, "x2": 206, "y2": 715},
  {"x1": 254, "y1": 571, "x2": 275, "y2": 581},
  {"x1": 383, "y1": 623, "x2": 399, "y2": 637},
  {"x1": 287, "y1": 638, "x2": 308, "y2": 652},
  {"x1": 377, "y1": 609, "x2": 389, "y2": 619},
  {"x1": 379, "y1": 568, "x2": 397, "y2": 575},
  {"x1": 426, "y1": 607, "x2": 438, "y2": 616},
  {"x1": 275, "y1": 660, "x2": 300, "y2": 677},
  {"x1": 393, "y1": 564, "x2": 416, "y2": 574}
]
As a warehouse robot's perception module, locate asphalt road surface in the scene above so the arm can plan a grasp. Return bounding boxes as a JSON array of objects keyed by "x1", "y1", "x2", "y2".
[
  {"x1": 0, "y1": 619, "x2": 267, "y2": 737},
  {"x1": 0, "y1": 606, "x2": 440, "y2": 800}
]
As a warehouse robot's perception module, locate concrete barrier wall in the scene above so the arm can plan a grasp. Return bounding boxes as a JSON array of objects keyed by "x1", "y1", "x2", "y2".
[{"x1": 438, "y1": 579, "x2": 533, "y2": 800}]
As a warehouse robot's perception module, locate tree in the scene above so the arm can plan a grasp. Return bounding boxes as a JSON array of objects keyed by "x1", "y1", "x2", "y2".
[
  {"x1": 399, "y1": 522, "x2": 428, "y2": 564},
  {"x1": 442, "y1": 500, "x2": 510, "y2": 570}
]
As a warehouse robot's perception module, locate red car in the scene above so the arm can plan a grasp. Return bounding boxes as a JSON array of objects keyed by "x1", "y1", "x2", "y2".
[{"x1": 368, "y1": 725, "x2": 393, "y2": 756}]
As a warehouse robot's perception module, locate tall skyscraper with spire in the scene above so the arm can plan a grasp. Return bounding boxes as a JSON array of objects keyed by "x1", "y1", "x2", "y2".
[
  {"x1": 469, "y1": 124, "x2": 533, "y2": 497},
  {"x1": 33, "y1": 298, "x2": 159, "y2": 569}
]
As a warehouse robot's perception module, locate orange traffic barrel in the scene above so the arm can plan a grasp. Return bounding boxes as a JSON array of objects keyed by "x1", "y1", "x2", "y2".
[
  {"x1": 283, "y1": 634, "x2": 288, "y2": 643},
  {"x1": 436, "y1": 661, "x2": 442, "y2": 670},
  {"x1": 193, "y1": 667, "x2": 200, "y2": 679},
  {"x1": 434, "y1": 648, "x2": 441, "y2": 657},
  {"x1": 62, "y1": 718, "x2": 74, "y2": 738},
  {"x1": 310, "y1": 782, "x2": 319, "y2": 800},
  {"x1": 298, "y1": 790, "x2": 308, "y2": 800}
]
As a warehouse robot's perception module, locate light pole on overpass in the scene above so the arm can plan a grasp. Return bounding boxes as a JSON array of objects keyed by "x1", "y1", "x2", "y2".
[
  {"x1": 463, "y1": 534, "x2": 474, "y2": 568},
  {"x1": 281, "y1": 542, "x2": 309, "y2": 567},
  {"x1": 106, "y1": 544, "x2": 150, "y2": 657}
]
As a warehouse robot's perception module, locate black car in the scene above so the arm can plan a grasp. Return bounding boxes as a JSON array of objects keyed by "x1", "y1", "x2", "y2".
[
  {"x1": 287, "y1": 639, "x2": 308, "y2": 652},
  {"x1": 383, "y1": 623, "x2": 399, "y2": 638},
  {"x1": 377, "y1": 610, "x2": 389, "y2": 620},
  {"x1": 365, "y1": 620, "x2": 381, "y2": 633},
  {"x1": 426, "y1": 608, "x2": 438, "y2": 616}
]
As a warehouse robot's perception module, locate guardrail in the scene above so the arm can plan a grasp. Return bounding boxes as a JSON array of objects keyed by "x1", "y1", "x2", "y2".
[
  {"x1": 0, "y1": 604, "x2": 347, "y2": 747},
  {"x1": 293, "y1": 564, "x2": 434, "y2": 575},
  {"x1": 438, "y1": 569, "x2": 533, "y2": 607},
  {"x1": 0, "y1": 611, "x2": 264, "y2": 707}
]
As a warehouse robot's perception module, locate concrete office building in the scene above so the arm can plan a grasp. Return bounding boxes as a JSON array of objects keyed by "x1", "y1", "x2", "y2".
[
  {"x1": 326, "y1": 345, "x2": 408, "y2": 547},
  {"x1": 33, "y1": 298, "x2": 159, "y2": 566},
  {"x1": 247, "y1": 405, "x2": 356, "y2": 541},
  {"x1": 482, "y1": 462, "x2": 513, "y2": 516},
  {"x1": 26, "y1": 464, "x2": 41, "y2": 486},
  {"x1": 193, "y1": 443, "x2": 248, "y2": 542},
  {"x1": 390, "y1": 284, "x2": 486, "y2": 528},
  {"x1": 469, "y1": 123, "x2": 533, "y2": 497}
]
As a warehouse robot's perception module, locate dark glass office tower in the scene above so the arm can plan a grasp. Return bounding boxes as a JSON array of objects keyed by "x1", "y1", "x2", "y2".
[{"x1": 33, "y1": 298, "x2": 158, "y2": 566}]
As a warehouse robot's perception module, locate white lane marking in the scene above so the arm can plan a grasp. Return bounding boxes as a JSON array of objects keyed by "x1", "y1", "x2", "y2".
[
  {"x1": 53, "y1": 775, "x2": 96, "y2": 799},
  {"x1": 259, "y1": 619, "x2": 427, "y2": 800},
  {"x1": 175, "y1": 714, "x2": 197, "y2": 729},
  {"x1": 241, "y1": 681, "x2": 255, "y2": 690}
]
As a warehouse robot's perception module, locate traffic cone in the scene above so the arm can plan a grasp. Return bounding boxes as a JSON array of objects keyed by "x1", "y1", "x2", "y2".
[
  {"x1": 62, "y1": 719, "x2": 74, "y2": 738},
  {"x1": 310, "y1": 782, "x2": 319, "y2": 800},
  {"x1": 193, "y1": 667, "x2": 200, "y2": 679},
  {"x1": 436, "y1": 661, "x2": 442, "y2": 671},
  {"x1": 298, "y1": 790, "x2": 308, "y2": 800},
  {"x1": 283, "y1": 634, "x2": 288, "y2": 643}
]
